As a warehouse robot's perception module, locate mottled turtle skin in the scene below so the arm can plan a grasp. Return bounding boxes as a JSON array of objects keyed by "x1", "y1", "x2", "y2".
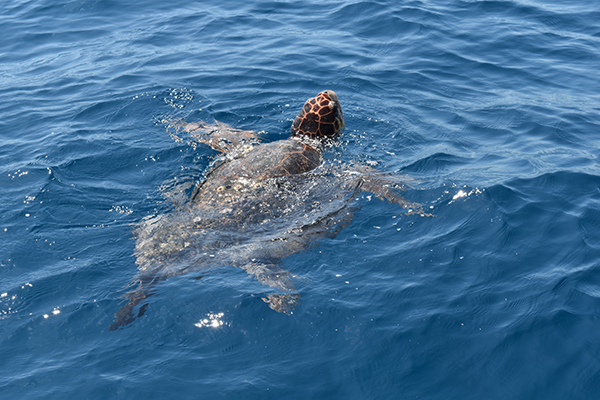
[{"x1": 291, "y1": 90, "x2": 344, "y2": 139}]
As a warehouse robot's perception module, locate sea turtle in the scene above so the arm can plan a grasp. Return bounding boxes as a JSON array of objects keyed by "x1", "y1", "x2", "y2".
[{"x1": 110, "y1": 90, "x2": 425, "y2": 330}]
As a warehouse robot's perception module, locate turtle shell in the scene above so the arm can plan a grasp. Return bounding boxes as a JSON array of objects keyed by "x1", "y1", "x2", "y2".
[
  {"x1": 191, "y1": 139, "x2": 322, "y2": 205},
  {"x1": 192, "y1": 91, "x2": 346, "y2": 205},
  {"x1": 291, "y1": 90, "x2": 344, "y2": 139}
]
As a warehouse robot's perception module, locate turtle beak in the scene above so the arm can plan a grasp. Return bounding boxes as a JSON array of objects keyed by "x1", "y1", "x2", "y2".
[{"x1": 323, "y1": 90, "x2": 344, "y2": 135}]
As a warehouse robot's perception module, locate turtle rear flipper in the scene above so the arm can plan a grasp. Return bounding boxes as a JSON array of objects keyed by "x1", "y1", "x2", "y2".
[
  {"x1": 241, "y1": 262, "x2": 300, "y2": 314},
  {"x1": 109, "y1": 276, "x2": 160, "y2": 331},
  {"x1": 109, "y1": 289, "x2": 152, "y2": 331},
  {"x1": 262, "y1": 293, "x2": 300, "y2": 314},
  {"x1": 109, "y1": 294, "x2": 150, "y2": 331}
]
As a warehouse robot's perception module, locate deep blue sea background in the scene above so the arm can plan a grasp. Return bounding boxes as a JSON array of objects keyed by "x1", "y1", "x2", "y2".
[{"x1": 2, "y1": 0, "x2": 600, "y2": 398}]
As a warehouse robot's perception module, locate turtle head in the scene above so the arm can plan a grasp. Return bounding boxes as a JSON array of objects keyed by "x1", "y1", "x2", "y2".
[{"x1": 291, "y1": 90, "x2": 345, "y2": 139}]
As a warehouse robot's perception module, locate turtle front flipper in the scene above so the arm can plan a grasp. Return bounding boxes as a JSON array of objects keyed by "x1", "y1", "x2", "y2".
[
  {"x1": 241, "y1": 262, "x2": 300, "y2": 314},
  {"x1": 352, "y1": 167, "x2": 433, "y2": 216},
  {"x1": 167, "y1": 119, "x2": 261, "y2": 153}
]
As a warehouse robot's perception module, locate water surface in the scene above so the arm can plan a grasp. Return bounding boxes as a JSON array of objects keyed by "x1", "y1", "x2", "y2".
[{"x1": 1, "y1": 0, "x2": 600, "y2": 398}]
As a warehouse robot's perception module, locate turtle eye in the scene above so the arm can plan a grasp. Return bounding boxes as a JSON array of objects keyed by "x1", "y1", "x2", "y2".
[{"x1": 328, "y1": 101, "x2": 335, "y2": 110}]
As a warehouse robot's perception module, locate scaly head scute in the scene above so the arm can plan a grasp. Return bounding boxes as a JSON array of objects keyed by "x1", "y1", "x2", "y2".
[{"x1": 291, "y1": 90, "x2": 345, "y2": 139}]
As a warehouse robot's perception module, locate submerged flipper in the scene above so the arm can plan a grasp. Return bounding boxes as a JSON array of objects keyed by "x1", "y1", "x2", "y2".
[
  {"x1": 109, "y1": 276, "x2": 159, "y2": 331},
  {"x1": 241, "y1": 262, "x2": 300, "y2": 314},
  {"x1": 167, "y1": 119, "x2": 261, "y2": 153},
  {"x1": 109, "y1": 262, "x2": 299, "y2": 330},
  {"x1": 352, "y1": 167, "x2": 433, "y2": 216}
]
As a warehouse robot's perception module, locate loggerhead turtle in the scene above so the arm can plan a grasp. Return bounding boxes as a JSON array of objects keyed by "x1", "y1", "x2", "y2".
[{"x1": 110, "y1": 90, "x2": 425, "y2": 330}]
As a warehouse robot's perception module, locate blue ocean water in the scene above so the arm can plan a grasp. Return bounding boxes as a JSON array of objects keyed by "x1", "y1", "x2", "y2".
[{"x1": 2, "y1": 0, "x2": 600, "y2": 398}]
